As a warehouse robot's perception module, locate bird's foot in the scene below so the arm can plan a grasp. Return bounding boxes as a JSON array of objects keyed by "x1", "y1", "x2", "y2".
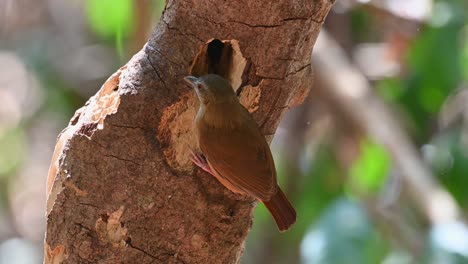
[{"x1": 189, "y1": 147, "x2": 214, "y2": 175}]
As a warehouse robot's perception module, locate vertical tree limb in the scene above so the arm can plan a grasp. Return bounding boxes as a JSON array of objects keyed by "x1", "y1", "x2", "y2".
[{"x1": 45, "y1": 1, "x2": 334, "y2": 263}]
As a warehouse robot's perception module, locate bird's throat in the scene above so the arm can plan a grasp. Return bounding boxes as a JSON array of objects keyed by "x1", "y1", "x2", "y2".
[{"x1": 196, "y1": 101, "x2": 244, "y2": 129}]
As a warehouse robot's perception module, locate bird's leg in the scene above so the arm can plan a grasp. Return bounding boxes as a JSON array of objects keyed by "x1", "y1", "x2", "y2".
[{"x1": 189, "y1": 147, "x2": 215, "y2": 175}]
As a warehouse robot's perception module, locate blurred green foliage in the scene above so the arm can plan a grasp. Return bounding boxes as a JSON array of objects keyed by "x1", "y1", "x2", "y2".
[
  {"x1": 246, "y1": 1, "x2": 468, "y2": 263},
  {"x1": 85, "y1": 0, "x2": 135, "y2": 39},
  {"x1": 404, "y1": 19, "x2": 463, "y2": 138},
  {"x1": 0, "y1": 128, "x2": 25, "y2": 177},
  {"x1": 348, "y1": 139, "x2": 391, "y2": 195},
  {"x1": 430, "y1": 129, "x2": 468, "y2": 207},
  {"x1": 384, "y1": 1, "x2": 466, "y2": 141},
  {"x1": 85, "y1": 0, "x2": 135, "y2": 56}
]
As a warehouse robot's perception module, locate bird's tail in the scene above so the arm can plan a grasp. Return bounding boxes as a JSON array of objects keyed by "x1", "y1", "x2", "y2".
[{"x1": 263, "y1": 187, "x2": 296, "y2": 232}]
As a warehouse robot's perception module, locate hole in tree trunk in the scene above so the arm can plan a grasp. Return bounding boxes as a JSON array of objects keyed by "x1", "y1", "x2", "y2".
[{"x1": 189, "y1": 38, "x2": 247, "y2": 92}]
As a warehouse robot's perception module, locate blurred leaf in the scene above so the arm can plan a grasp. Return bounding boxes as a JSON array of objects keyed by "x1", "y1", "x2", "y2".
[
  {"x1": 399, "y1": 2, "x2": 465, "y2": 140},
  {"x1": 293, "y1": 144, "x2": 345, "y2": 237},
  {"x1": 376, "y1": 78, "x2": 405, "y2": 102},
  {"x1": 430, "y1": 129, "x2": 468, "y2": 207},
  {"x1": 350, "y1": 7, "x2": 372, "y2": 43},
  {"x1": 252, "y1": 200, "x2": 270, "y2": 227},
  {"x1": 462, "y1": 25, "x2": 468, "y2": 81},
  {"x1": 382, "y1": 250, "x2": 414, "y2": 264},
  {"x1": 301, "y1": 198, "x2": 387, "y2": 264},
  {"x1": 0, "y1": 128, "x2": 25, "y2": 177},
  {"x1": 85, "y1": 0, "x2": 134, "y2": 55},
  {"x1": 348, "y1": 139, "x2": 391, "y2": 196}
]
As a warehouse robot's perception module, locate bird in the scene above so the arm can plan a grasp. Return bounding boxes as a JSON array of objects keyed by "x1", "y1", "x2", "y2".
[{"x1": 184, "y1": 74, "x2": 296, "y2": 232}]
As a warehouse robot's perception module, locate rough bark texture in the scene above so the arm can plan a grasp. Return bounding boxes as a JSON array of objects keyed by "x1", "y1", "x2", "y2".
[{"x1": 45, "y1": 1, "x2": 333, "y2": 263}]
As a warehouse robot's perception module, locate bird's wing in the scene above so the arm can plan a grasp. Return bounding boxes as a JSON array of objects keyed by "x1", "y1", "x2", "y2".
[{"x1": 198, "y1": 117, "x2": 277, "y2": 201}]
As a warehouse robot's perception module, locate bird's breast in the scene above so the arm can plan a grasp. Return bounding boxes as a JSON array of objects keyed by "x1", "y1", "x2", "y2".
[{"x1": 195, "y1": 103, "x2": 246, "y2": 130}]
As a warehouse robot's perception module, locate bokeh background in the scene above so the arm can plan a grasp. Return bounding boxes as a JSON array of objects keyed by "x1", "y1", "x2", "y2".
[{"x1": 1, "y1": 0, "x2": 468, "y2": 263}]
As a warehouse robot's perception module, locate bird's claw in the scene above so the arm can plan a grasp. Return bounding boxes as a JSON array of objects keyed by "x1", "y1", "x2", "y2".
[{"x1": 188, "y1": 147, "x2": 214, "y2": 175}]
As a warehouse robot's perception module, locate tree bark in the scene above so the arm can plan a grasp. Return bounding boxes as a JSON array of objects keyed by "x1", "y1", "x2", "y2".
[{"x1": 44, "y1": 1, "x2": 333, "y2": 263}]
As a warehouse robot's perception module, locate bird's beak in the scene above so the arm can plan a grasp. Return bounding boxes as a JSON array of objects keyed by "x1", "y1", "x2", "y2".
[
  {"x1": 184, "y1": 76, "x2": 203, "y2": 98},
  {"x1": 183, "y1": 76, "x2": 198, "y2": 88}
]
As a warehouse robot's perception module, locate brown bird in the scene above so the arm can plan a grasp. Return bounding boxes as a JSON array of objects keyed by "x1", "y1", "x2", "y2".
[{"x1": 184, "y1": 74, "x2": 296, "y2": 232}]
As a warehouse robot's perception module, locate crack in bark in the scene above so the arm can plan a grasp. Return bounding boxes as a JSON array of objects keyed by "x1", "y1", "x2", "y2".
[
  {"x1": 256, "y1": 63, "x2": 311, "y2": 80},
  {"x1": 78, "y1": 202, "x2": 100, "y2": 209},
  {"x1": 145, "y1": 44, "x2": 184, "y2": 68},
  {"x1": 103, "y1": 154, "x2": 140, "y2": 165},
  {"x1": 191, "y1": 12, "x2": 314, "y2": 30},
  {"x1": 127, "y1": 241, "x2": 159, "y2": 261},
  {"x1": 227, "y1": 20, "x2": 282, "y2": 28},
  {"x1": 263, "y1": 131, "x2": 276, "y2": 137},
  {"x1": 89, "y1": 140, "x2": 108, "y2": 152},
  {"x1": 145, "y1": 54, "x2": 169, "y2": 91},
  {"x1": 277, "y1": 57, "x2": 302, "y2": 62},
  {"x1": 309, "y1": 1, "x2": 330, "y2": 24},
  {"x1": 127, "y1": 241, "x2": 180, "y2": 263},
  {"x1": 310, "y1": 17, "x2": 325, "y2": 24},
  {"x1": 286, "y1": 63, "x2": 311, "y2": 77},
  {"x1": 228, "y1": 15, "x2": 318, "y2": 28},
  {"x1": 161, "y1": 20, "x2": 204, "y2": 43},
  {"x1": 260, "y1": 89, "x2": 282, "y2": 130},
  {"x1": 192, "y1": 13, "x2": 222, "y2": 26},
  {"x1": 107, "y1": 123, "x2": 145, "y2": 130},
  {"x1": 255, "y1": 75, "x2": 284, "y2": 80},
  {"x1": 280, "y1": 17, "x2": 309, "y2": 22},
  {"x1": 74, "y1": 222, "x2": 92, "y2": 233}
]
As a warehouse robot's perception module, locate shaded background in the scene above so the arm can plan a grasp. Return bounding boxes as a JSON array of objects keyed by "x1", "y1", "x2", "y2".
[{"x1": 0, "y1": 0, "x2": 467, "y2": 263}]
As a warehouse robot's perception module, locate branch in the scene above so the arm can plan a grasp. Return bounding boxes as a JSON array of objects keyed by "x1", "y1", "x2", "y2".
[
  {"x1": 44, "y1": 1, "x2": 334, "y2": 263},
  {"x1": 312, "y1": 30, "x2": 462, "y2": 226}
]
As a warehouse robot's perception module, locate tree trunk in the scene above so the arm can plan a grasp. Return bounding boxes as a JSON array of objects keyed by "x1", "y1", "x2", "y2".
[{"x1": 44, "y1": 1, "x2": 333, "y2": 263}]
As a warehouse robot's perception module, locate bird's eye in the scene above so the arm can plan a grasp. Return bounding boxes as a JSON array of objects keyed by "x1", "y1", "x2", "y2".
[{"x1": 197, "y1": 84, "x2": 204, "y2": 90}]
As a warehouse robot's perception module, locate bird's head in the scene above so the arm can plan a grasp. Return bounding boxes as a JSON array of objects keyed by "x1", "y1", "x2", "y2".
[{"x1": 184, "y1": 74, "x2": 237, "y2": 105}]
